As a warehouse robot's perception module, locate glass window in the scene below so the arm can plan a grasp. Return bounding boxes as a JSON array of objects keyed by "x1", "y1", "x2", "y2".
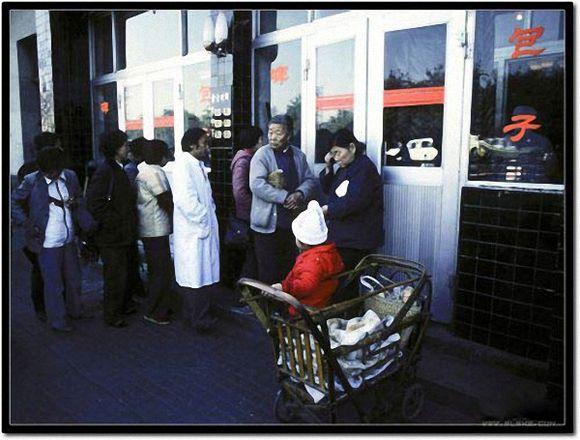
[
  {"x1": 124, "y1": 84, "x2": 143, "y2": 140},
  {"x1": 383, "y1": 25, "x2": 446, "y2": 167},
  {"x1": 469, "y1": 10, "x2": 564, "y2": 184},
  {"x1": 183, "y1": 61, "x2": 212, "y2": 130},
  {"x1": 259, "y1": 11, "x2": 308, "y2": 34},
  {"x1": 93, "y1": 82, "x2": 118, "y2": 148},
  {"x1": 532, "y1": 10, "x2": 564, "y2": 42},
  {"x1": 117, "y1": 11, "x2": 181, "y2": 69},
  {"x1": 93, "y1": 14, "x2": 113, "y2": 76},
  {"x1": 493, "y1": 11, "x2": 527, "y2": 47},
  {"x1": 314, "y1": 10, "x2": 349, "y2": 20},
  {"x1": 187, "y1": 10, "x2": 207, "y2": 53},
  {"x1": 315, "y1": 39, "x2": 354, "y2": 163},
  {"x1": 153, "y1": 79, "x2": 175, "y2": 150},
  {"x1": 255, "y1": 40, "x2": 302, "y2": 147}
]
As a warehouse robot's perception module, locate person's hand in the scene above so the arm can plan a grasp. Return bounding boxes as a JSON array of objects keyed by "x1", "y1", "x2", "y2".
[
  {"x1": 321, "y1": 205, "x2": 329, "y2": 216},
  {"x1": 324, "y1": 151, "x2": 334, "y2": 166},
  {"x1": 271, "y1": 283, "x2": 283, "y2": 290},
  {"x1": 283, "y1": 191, "x2": 304, "y2": 210}
]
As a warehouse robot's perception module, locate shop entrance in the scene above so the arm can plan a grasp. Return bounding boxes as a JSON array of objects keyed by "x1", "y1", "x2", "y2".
[{"x1": 294, "y1": 11, "x2": 467, "y2": 322}]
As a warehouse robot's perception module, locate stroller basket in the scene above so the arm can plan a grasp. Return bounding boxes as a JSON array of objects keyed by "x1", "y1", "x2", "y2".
[{"x1": 238, "y1": 254, "x2": 432, "y2": 422}]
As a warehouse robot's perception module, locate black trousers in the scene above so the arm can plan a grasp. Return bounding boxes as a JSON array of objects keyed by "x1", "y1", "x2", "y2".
[
  {"x1": 23, "y1": 246, "x2": 45, "y2": 314},
  {"x1": 239, "y1": 231, "x2": 258, "y2": 280},
  {"x1": 100, "y1": 245, "x2": 138, "y2": 324},
  {"x1": 180, "y1": 283, "x2": 217, "y2": 328},
  {"x1": 254, "y1": 228, "x2": 297, "y2": 285},
  {"x1": 142, "y1": 236, "x2": 173, "y2": 317},
  {"x1": 332, "y1": 247, "x2": 373, "y2": 304},
  {"x1": 128, "y1": 243, "x2": 146, "y2": 298}
]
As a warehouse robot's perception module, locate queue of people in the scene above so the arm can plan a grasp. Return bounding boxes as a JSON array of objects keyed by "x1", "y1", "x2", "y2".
[{"x1": 12, "y1": 113, "x2": 384, "y2": 334}]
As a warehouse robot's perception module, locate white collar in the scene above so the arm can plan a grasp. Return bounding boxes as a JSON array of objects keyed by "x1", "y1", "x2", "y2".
[
  {"x1": 44, "y1": 171, "x2": 66, "y2": 185},
  {"x1": 116, "y1": 160, "x2": 124, "y2": 168}
]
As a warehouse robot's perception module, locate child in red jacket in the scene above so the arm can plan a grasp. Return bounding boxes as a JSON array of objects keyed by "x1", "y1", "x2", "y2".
[{"x1": 272, "y1": 201, "x2": 345, "y2": 314}]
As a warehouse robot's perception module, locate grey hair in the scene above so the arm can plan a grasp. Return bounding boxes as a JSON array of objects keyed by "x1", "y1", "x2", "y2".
[{"x1": 268, "y1": 114, "x2": 294, "y2": 133}]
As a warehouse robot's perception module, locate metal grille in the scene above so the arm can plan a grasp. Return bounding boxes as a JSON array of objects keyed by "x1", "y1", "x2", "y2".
[{"x1": 454, "y1": 187, "x2": 564, "y2": 363}]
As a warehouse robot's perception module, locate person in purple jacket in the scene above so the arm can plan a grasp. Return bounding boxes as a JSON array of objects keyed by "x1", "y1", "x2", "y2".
[{"x1": 229, "y1": 126, "x2": 263, "y2": 316}]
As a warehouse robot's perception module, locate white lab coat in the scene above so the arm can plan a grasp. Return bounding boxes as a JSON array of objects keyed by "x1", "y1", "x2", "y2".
[{"x1": 171, "y1": 151, "x2": 220, "y2": 289}]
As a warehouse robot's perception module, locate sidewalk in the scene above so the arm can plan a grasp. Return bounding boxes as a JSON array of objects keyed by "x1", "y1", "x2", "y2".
[{"x1": 8, "y1": 230, "x2": 549, "y2": 425}]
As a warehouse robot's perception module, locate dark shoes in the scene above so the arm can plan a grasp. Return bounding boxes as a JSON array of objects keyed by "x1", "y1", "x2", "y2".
[
  {"x1": 193, "y1": 316, "x2": 219, "y2": 335},
  {"x1": 106, "y1": 318, "x2": 129, "y2": 328},
  {"x1": 36, "y1": 311, "x2": 47, "y2": 322},
  {"x1": 143, "y1": 314, "x2": 171, "y2": 326},
  {"x1": 51, "y1": 324, "x2": 73, "y2": 333},
  {"x1": 229, "y1": 305, "x2": 254, "y2": 317},
  {"x1": 123, "y1": 305, "x2": 138, "y2": 316}
]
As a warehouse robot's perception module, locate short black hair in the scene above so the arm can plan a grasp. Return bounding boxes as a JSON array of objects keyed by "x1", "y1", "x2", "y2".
[
  {"x1": 181, "y1": 128, "x2": 207, "y2": 152},
  {"x1": 100, "y1": 130, "x2": 128, "y2": 159},
  {"x1": 33, "y1": 132, "x2": 60, "y2": 151},
  {"x1": 268, "y1": 114, "x2": 293, "y2": 133},
  {"x1": 236, "y1": 126, "x2": 263, "y2": 151},
  {"x1": 37, "y1": 147, "x2": 65, "y2": 173},
  {"x1": 128, "y1": 136, "x2": 147, "y2": 161},
  {"x1": 143, "y1": 139, "x2": 168, "y2": 165},
  {"x1": 330, "y1": 129, "x2": 362, "y2": 156}
]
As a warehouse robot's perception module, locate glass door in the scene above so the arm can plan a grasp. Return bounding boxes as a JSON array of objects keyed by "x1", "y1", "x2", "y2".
[
  {"x1": 367, "y1": 11, "x2": 467, "y2": 322},
  {"x1": 302, "y1": 17, "x2": 367, "y2": 173},
  {"x1": 118, "y1": 68, "x2": 183, "y2": 152}
]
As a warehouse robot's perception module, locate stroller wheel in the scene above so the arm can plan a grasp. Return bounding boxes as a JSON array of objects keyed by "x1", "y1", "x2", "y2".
[
  {"x1": 401, "y1": 383, "x2": 424, "y2": 421},
  {"x1": 274, "y1": 389, "x2": 297, "y2": 423}
]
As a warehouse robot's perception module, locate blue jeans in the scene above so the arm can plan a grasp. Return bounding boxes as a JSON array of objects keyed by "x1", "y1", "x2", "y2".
[{"x1": 38, "y1": 241, "x2": 82, "y2": 328}]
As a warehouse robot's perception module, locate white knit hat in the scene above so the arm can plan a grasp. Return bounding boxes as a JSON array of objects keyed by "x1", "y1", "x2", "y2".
[{"x1": 291, "y1": 200, "x2": 328, "y2": 245}]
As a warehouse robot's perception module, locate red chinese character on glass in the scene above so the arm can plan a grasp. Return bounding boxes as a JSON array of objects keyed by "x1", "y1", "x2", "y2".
[
  {"x1": 199, "y1": 86, "x2": 210, "y2": 104},
  {"x1": 100, "y1": 101, "x2": 109, "y2": 114},
  {"x1": 509, "y1": 26, "x2": 545, "y2": 59},
  {"x1": 271, "y1": 65, "x2": 289, "y2": 84},
  {"x1": 502, "y1": 114, "x2": 541, "y2": 142}
]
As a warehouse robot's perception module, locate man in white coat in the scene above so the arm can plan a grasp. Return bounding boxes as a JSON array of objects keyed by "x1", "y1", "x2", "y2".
[{"x1": 172, "y1": 128, "x2": 220, "y2": 333}]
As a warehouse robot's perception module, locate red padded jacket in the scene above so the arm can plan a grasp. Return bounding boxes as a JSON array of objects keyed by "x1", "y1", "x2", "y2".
[{"x1": 281, "y1": 242, "x2": 345, "y2": 313}]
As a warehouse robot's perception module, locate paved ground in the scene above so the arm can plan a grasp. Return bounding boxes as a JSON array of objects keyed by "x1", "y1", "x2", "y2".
[{"x1": 8, "y1": 230, "x2": 554, "y2": 426}]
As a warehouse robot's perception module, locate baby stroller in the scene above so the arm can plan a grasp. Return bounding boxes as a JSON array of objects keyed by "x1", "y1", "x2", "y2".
[{"x1": 238, "y1": 254, "x2": 432, "y2": 423}]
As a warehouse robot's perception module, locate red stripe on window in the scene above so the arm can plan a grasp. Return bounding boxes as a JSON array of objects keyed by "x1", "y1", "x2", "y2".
[
  {"x1": 314, "y1": 87, "x2": 444, "y2": 112},
  {"x1": 125, "y1": 120, "x2": 143, "y2": 131},
  {"x1": 316, "y1": 94, "x2": 354, "y2": 111},
  {"x1": 383, "y1": 86, "x2": 445, "y2": 107},
  {"x1": 154, "y1": 115, "x2": 174, "y2": 128}
]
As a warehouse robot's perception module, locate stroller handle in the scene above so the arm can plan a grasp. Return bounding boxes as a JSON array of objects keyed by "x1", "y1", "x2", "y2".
[{"x1": 238, "y1": 278, "x2": 304, "y2": 310}]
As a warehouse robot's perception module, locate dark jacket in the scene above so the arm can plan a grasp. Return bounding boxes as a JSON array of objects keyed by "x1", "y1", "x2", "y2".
[
  {"x1": 11, "y1": 169, "x2": 96, "y2": 253},
  {"x1": 230, "y1": 149, "x2": 254, "y2": 222},
  {"x1": 319, "y1": 155, "x2": 384, "y2": 250},
  {"x1": 86, "y1": 158, "x2": 137, "y2": 247}
]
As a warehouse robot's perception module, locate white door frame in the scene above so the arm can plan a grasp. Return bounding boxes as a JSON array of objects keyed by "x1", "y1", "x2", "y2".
[
  {"x1": 302, "y1": 16, "x2": 368, "y2": 173},
  {"x1": 367, "y1": 10, "x2": 468, "y2": 322}
]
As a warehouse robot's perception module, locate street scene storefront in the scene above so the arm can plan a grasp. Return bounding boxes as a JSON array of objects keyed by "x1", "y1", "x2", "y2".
[{"x1": 7, "y1": 5, "x2": 570, "y2": 429}]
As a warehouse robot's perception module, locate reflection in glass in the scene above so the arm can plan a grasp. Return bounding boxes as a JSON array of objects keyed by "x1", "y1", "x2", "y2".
[
  {"x1": 183, "y1": 62, "x2": 212, "y2": 130},
  {"x1": 187, "y1": 11, "x2": 207, "y2": 53},
  {"x1": 315, "y1": 39, "x2": 354, "y2": 163},
  {"x1": 259, "y1": 11, "x2": 308, "y2": 34},
  {"x1": 383, "y1": 25, "x2": 446, "y2": 167},
  {"x1": 469, "y1": 11, "x2": 564, "y2": 183},
  {"x1": 124, "y1": 85, "x2": 143, "y2": 140},
  {"x1": 93, "y1": 14, "x2": 113, "y2": 76},
  {"x1": 255, "y1": 40, "x2": 302, "y2": 147},
  {"x1": 153, "y1": 79, "x2": 175, "y2": 150},
  {"x1": 314, "y1": 10, "x2": 349, "y2": 19},
  {"x1": 123, "y1": 11, "x2": 181, "y2": 68},
  {"x1": 93, "y1": 82, "x2": 118, "y2": 149},
  {"x1": 493, "y1": 11, "x2": 526, "y2": 47}
]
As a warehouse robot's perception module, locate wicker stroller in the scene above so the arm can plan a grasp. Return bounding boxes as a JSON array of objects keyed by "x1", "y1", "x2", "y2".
[{"x1": 238, "y1": 254, "x2": 432, "y2": 423}]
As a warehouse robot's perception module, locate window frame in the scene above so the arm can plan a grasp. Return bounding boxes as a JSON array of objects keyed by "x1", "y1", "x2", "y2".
[{"x1": 459, "y1": 10, "x2": 565, "y2": 192}]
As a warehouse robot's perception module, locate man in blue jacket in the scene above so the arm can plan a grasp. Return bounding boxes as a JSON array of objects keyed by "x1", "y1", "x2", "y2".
[
  {"x1": 12, "y1": 147, "x2": 96, "y2": 332},
  {"x1": 249, "y1": 114, "x2": 317, "y2": 284}
]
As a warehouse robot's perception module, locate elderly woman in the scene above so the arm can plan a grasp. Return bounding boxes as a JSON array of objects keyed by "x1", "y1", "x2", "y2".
[{"x1": 320, "y1": 129, "x2": 384, "y2": 302}]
